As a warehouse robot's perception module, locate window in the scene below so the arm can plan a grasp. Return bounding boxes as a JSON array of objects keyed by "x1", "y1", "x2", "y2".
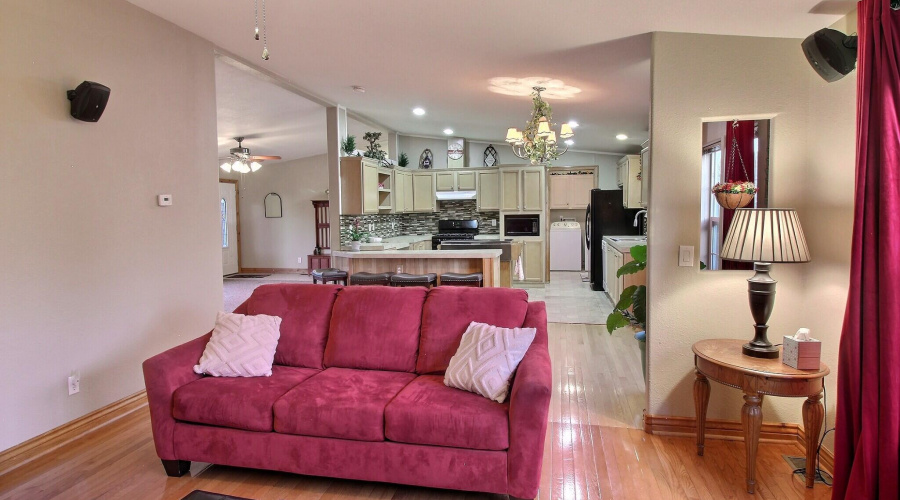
[
  {"x1": 221, "y1": 198, "x2": 228, "y2": 248},
  {"x1": 702, "y1": 145, "x2": 723, "y2": 270}
]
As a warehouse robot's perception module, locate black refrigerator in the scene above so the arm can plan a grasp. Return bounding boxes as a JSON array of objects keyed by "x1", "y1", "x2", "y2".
[{"x1": 585, "y1": 189, "x2": 642, "y2": 291}]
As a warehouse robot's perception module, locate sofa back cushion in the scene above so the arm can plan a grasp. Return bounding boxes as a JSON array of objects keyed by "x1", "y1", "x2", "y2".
[
  {"x1": 245, "y1": 284, "x2": 341, "y2": 369},
  {"x1": 416, "y1": 287, "x2": 530, "y2": 374},
  {"x1": 324, "y1": 286, "x2": 427, "y2": 372}
]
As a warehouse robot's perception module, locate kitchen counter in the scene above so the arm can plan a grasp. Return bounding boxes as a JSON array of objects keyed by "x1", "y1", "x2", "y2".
[
  {"x1": 332, "y1": 248, "x2": 503, "y2": 287},
  {"x1": 333, "y1": 249, "x2": 501, "y2": 259},
  {"x1": 603, "y1": 235, "x2": 647, "y2": 253}
]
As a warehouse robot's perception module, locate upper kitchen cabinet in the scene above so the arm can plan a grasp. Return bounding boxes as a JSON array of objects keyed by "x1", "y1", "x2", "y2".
[
  {"x1": 435, "y1": 170, "x2": 477, "y2": 192},
  {"x1": 457, "y1": 171, "x2": 476, "y2": 191},
  {"x1": 640, "y1": 140, "x2": 650, "y2": 208},
  {"x1": 476, "y1": 170, "x2": 500, "y2": 211},
  {"x1": 500, "y1": 166, "x2": 544, "y2": 212},
  {"x1": 394, "y1": 169, "x2": 414, "y2": 213},
  {"x1": 340, "y1": 157, "x2": 393, "y2": 214},
  {"x1": 549, "y1": 169, "x2": 595, "y2": 209},
  {"x1": 412, "y1": 171, "x2": 437, "y2": 212},
  {"x1": 617, "y1": 155, "x2": 642, "y2": 209}
]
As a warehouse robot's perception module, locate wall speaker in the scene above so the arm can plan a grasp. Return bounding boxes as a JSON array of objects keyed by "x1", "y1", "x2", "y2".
[
  {"x1": 802, "y1": 28, "x2": 858, "y2": 83},
  {"x1": 66, "y1": 81, "x2": 110, "y2": 122}
]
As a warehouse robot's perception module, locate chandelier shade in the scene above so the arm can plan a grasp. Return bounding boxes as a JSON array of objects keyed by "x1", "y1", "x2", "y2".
[{"x1": 504, "y1": 86, "x2": 573, "y2": 165}]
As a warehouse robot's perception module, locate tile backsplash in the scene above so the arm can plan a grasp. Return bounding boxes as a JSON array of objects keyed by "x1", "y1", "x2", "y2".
[{"x1": 339, "y1": 200, "x2": 499, "y2": 245}]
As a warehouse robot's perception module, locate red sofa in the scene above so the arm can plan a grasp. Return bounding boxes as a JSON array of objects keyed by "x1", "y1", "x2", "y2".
[{"x1": 143, "y1": 284, "x2": 551, "y2": 499}]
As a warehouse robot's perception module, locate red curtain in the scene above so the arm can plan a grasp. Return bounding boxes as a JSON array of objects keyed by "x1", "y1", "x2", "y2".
[
  {"x1": 721, "y1": 120, "x2": 755, "y2": 271},
  {"x1": 833, "y1": 2, "x2": 900, "y2": 499}
]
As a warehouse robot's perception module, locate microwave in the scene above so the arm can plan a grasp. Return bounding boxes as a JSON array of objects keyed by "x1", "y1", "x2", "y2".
[{"x1": 504, "y1": 214, "x2": 541, "y2": 237}]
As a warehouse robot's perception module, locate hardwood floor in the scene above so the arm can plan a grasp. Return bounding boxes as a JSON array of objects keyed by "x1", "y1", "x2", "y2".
[{"x1": 0, "y1": 324, "x2": 831, "y2": 500}]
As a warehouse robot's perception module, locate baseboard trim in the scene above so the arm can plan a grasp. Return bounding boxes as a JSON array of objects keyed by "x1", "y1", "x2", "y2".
[
  {"x1": 238, "y1": 267, "x2": 308, "y2": 275},
  {"x1": 644, "y1": 413, "x2": 833, "y2": 473},
  {"x1": 0, "y1": 390, "x2": 148, "y2": 476}
]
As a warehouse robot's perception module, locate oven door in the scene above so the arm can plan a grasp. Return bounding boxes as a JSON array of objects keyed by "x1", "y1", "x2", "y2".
[{"x1": 504, "y1": 215, "x2": 540, "y2": 236}]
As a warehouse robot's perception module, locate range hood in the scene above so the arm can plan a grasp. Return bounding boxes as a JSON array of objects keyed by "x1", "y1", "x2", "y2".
[{"x1": 435, "y1": 190, "x2": 477, "y2": 200}]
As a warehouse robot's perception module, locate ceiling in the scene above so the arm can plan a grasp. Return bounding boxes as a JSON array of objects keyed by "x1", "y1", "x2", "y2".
[{"x1": 141, "y1": 0, "x2": 852, "y2": 155}]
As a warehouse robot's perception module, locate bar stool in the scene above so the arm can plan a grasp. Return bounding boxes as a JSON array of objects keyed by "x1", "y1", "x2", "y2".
[
  {"x1": 310, "y1": 268, "x2": 348, "y2": 285},
  {"x1": 349, "y1": 271, "x2": 394, "y2": 286},
  {"x1": 439, "y1": 272, "x2": 484, "y2": 287},
  {"x1": 390, "y1": 273, "x2": 438, "y2": 288}
]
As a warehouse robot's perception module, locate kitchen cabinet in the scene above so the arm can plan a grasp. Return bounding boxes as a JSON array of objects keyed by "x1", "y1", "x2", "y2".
[
  {"x1": 340, "y1": 157, "x2": 393, "y2": 214},
  {"x1": 457, "y1": 171, "x2": 476, "y2": 191},
  {"x1": 510, "y1": 238, "x2": 545, "y2": 283},
  {"x1": 435, "y1": 170, "x2": 477, "y2": 192},
  {"x1": 412, "y1": 172, "x2": 436, "y2": 212},
  {"x1": 476, "y1": 170, "x2": 500, "y2": 211},
  {"x1": 549, "y1": 169, "x2": 595, "y2": 209},
  {"x1": 604, "y1": 240, "x2": 647, "y2": 304},
  {"x1": 500, "y1": 166, "x2": 544, "y2": 212},
  {"x1": 407, "y1": 239, "x2": 431, "y2": 251},
  {"x1": 617, "y1": 155, "x2": 642, "y2": 209},
  {"x1": 640, "y1": 140, "x2": 650, "y2": 208},
  {"x1": 394, "y1": 170, "x2": 413, "y2": 213}
]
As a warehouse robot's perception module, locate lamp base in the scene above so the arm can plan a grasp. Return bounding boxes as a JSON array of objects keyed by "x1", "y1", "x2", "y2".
[{"x1": 742, "y1": 342, "x2": 780, "y2": 359}]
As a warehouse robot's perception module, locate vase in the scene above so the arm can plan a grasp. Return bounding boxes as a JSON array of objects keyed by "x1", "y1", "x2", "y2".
[
  {"x1": 350, "y1": 241, "x2": 361, "y2": 252},
  {"x1": 634, "y1": 330, "x2": 647, "y2": 383},
  {"x1": 715, "y1": 191, "x2": 755, "y2": 210}
]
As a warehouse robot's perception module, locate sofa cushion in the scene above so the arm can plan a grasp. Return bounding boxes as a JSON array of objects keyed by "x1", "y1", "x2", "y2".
[
  {"x1": 193, "y1": 311, "x2": 281, "y2": 378},
  {"x1": 385, "y1": 375, "x2": 509, "y2": 451},
  {"x1": 273, "y1": 368, "x2": 416, "y2": 441},
  {"x1": 245, "y1": 284, "x2": 341, "y2": 369},
  {"x1": 324, "y1": 286, "x2": 426, "y2": 372},
  {"x1": 173, "y1": 365, "x2": 319, "y2": 432},
  {"x1": 417, "y1": 287, "x2": 530, "y2": 374}
]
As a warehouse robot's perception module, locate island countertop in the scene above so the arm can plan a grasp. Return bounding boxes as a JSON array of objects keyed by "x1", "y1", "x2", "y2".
[{"x1": 332, "y1": 249, "x2": 502, "y2": 259}]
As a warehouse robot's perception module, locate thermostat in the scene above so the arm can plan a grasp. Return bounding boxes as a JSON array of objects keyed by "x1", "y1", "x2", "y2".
[{"x1": 157, "y1": 194, "x2": 173, "y2": 206}]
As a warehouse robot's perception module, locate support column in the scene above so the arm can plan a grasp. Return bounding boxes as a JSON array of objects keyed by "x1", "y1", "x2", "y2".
[{"x1": 326, "y1": 106, "x2": 347, "y2": 251}]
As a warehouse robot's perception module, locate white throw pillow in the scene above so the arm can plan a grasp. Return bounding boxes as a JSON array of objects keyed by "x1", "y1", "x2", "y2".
[
  {"x1": 444, "y1": 321, "x2": 537, "y2": 403},
  {"x1": 194, "y1": 311, "x2": 282, "y2": 377}
]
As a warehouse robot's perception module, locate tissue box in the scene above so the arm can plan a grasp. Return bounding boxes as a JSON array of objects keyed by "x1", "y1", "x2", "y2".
[{"x1": 782, "y1": 335, "x2": 821, "y2": 370}]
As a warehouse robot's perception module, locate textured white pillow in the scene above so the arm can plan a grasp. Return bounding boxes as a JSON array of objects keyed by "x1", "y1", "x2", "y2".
[
  {"x1": 194, "y1": 311, "x2": 282, "y2": 377},
  {"x1": 444, "y1": 321, "x2": 537, "y2": 403}
]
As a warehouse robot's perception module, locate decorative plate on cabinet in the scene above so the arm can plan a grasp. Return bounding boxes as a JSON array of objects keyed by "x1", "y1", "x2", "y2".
[
  {"x1": 419, "y1": 149, "x2": 434, "y2": 169},
  {"x1": 483, "y1": 144, "x2": 499, "y2": 167}
]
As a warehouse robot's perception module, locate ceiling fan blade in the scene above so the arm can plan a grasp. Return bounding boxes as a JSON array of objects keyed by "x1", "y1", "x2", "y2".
[{"x1": 249, "y1": 155, "x2": 281, "y2": 161}]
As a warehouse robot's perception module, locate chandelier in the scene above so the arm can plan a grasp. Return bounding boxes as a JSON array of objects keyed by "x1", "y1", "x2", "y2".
[{"x1": 505, "y1": 86, "x2": 574, "y2": 165}]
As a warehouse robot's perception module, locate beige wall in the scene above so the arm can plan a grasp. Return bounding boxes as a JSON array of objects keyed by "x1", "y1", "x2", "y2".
[
  {"x1": 221, "y1": 155, "x2": 330, "y2": 269},
  {"x1": 647, "y1": 23, "x2": 856, "y2": 451},
  {"x1": 0, "y1": 0, "x2": 221, "y2": 451}
]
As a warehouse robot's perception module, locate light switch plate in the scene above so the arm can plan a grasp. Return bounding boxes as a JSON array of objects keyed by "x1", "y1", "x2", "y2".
[
  {"x1": 679, "y1": 245, "x2": 694, "y2": 267},
  {"x1": 157, "y1": 194, "x2": 172, "y2": 206}
]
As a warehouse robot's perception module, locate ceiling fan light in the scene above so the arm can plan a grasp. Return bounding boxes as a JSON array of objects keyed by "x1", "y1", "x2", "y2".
[
  {"x1": 250, "y1": 161, "x2": 262, "y2": 172},
  {"x1": 220, "y1": 162, "x2": 232, "y2": 173},
  {"x1": 560, "y1": 124, "x2": 574, "y2": 138}
]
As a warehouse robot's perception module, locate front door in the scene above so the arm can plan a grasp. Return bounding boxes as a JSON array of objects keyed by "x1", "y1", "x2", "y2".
[{"x1": 219, "y1": 181, "x2": 239, "y2": 275}]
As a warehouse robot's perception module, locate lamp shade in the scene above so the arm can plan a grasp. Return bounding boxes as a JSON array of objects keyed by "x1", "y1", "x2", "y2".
[
  {"x1": 560, "y1": 123, "x2": 574, "y2": 138},
  {"x1": 720, "y1": 208, "x2": 811, "y2": 263},
  {"x1": 506, "y1": 128, "x2": 520, "y2": 143},
  {"x1": 537, "y1": 119, "x2": 551, "y2": 137}
]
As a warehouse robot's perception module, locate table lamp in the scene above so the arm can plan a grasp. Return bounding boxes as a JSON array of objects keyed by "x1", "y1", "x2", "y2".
[{"x1": 720, "y1": 208, "x2": 811, "y2": 358}]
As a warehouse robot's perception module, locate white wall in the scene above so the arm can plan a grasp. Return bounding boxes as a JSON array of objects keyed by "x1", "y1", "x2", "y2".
[
  {"x1": 0, "y1": 0, "x2": 221, "y2": 451},
  {"x1": 647, "y1": 25, "x2": 856, "y2": 451},
  {"x1": 221, "y1": 155, "x2": 330, "y2": 269}
]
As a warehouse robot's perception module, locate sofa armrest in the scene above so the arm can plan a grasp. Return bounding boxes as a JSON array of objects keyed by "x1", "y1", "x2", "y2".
[
  {"x1": 141, "y1": 332, "x2": 211, "y2": 460},
  {"x1": 508, "y1": 301, "x2": 551, "y2": 499}
]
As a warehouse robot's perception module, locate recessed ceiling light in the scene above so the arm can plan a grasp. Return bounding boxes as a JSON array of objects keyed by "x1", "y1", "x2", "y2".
[
  {"x1": 567, "y1": 121, "x2": 579, "y2": 128},
  {"x1": 412, "y1": 107, "x2": 426, "y2": 116},
  {"x1": 564, "y1": 139, "x2": 575, "y2": 146},
  {"x1": 352, "y1": 85, "x2": 366, "y2": 93},
  {"x1": 616, "y1": 134, "x2": 628, "y2": 140},
  {"x1": 443, "y1": 128, "x2": 454, "y2": 135}
]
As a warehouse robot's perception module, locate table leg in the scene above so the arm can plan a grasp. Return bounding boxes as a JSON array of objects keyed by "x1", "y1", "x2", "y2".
[
  {"x1": 693, "y1": 370, "x2": 710, "y2": 456},
  {"x1": 802, "y1": 392, "x2": 824, "y2": 488},
  {"x1": 741, "y1": 392, "x2": 762, "y2": 494}
]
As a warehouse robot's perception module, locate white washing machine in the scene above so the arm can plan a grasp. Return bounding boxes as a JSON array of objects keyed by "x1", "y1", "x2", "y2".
[{"x1": 550, "y1": 221, "x2": 583, "y2": 271}]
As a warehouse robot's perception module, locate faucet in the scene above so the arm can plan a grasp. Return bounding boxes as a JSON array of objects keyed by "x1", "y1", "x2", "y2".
[{"x1": 633, "y1": 209, "x2": 647, "y2": 228}]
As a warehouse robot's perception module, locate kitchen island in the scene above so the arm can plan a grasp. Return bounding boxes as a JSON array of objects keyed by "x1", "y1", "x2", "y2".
[{"x1": 332, "y1": 249, "x2": 503, "y2": 287}]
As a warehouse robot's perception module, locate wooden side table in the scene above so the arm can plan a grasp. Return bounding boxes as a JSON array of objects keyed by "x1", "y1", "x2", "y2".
[{"x1": 692, "y1": 339, "x2": 829, "y2": 494}]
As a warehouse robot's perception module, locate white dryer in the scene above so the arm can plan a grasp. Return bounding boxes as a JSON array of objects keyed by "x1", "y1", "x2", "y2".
[{"x1": 550, "y1": 221, "x2": 583, "y2": 271}]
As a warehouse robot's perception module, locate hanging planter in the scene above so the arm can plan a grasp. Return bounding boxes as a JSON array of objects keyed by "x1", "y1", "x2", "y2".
[{"x1": 713, "y1": 120, "x2": 757, "y2": 209}]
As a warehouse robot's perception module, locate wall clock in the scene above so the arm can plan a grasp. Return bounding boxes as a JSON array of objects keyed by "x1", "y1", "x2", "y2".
[
  {"x1": 419, "y1": 149, "x2": 434, "y2": 169},
  {"x1": 483, "y1": 144, "x2": 499, "y2": 167}
]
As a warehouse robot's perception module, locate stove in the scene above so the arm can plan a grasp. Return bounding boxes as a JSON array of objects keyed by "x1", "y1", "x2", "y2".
[{"x1": 432, "y1": 219, "x2": 479, "y2": 249}]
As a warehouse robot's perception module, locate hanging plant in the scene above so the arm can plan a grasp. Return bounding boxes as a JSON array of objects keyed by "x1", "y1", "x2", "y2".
[{"x1": 713, "y1": 120, "x2": 756, "y2": 209}]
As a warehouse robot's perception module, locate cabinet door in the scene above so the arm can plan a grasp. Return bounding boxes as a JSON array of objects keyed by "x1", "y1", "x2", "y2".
[
  {"x1": 626, "y1": 157, "x2": 642, "y2": 209},
  {"x1": 403, "y1": 172, "x2": 414, "y2": 212},
  {"x1": 570, "y1": 173, "x2": 594, "y2": 209},
  {"x1": 393, "y1": 172, "x2": 406, "y2": 212},
  {"x1": 435, "y1": 171, "x2": 455, "y2": 192},
  {"x1": 615, "y1": 251, "x2": 625, "y2": 301},
  {"x1": 523, "y1": 240, "x2": 544, "y2": 282},
  {"x1": 362, "y1": 163, "x2": 379, "y2": 213},
  {"x1": 412, "y1": 172, "x2": 435, "y2": 212},
  {"x1": 477, "y1": 171, "x2": 500, "y2": 211},
  {"x1": 548, "y1": 174, "x2": 570, "y2": 209},
  {"x1": 457, "y1": 171, "x2": 476, "y2": 191},
  {"x1": 500, "y1": 170, "x2": 521, "y2": 211},
  {"x1": 522, "y1": 168, "x2": 543, "y2": 211},
  {"x1": 639, "y1": 145, "x2": 649, "y2": 208}
]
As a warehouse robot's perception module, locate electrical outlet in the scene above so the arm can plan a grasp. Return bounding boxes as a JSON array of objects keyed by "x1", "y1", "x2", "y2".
[
  {"x1": 68, "y1": 371, "x2": 80, "y2": 395},
  {"x1": 297, "y1": 257, "x2": 302, "y2": 265}
]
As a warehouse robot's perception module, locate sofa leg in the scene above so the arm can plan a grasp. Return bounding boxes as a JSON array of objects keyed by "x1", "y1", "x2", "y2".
[{"x1": 161, "y1": 459, "x2": 191, "y2": 477}]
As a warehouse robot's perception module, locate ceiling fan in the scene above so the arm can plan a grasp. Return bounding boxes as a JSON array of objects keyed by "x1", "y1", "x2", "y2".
[{"x1": 219, "y1": 136, "x2": 281, "y2": 173}]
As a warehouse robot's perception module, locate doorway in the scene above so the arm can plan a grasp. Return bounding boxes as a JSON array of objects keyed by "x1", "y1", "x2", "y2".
[{"x1": 219, "y1": 180, "x2": 240, "y2": 275}]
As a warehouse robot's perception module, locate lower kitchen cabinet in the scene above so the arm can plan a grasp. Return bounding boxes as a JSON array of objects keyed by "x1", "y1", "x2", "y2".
[{"x1": 511, "y1": 239, "x2": 546, "y2": 283}]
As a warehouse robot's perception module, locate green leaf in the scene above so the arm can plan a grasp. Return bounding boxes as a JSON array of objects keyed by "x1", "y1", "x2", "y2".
[
  {"x1": 700, "y1": 261, "x2": 707, "y2": 270},
  {"x1": 605, "y1": 312, "x2": 629, "y2": 334},
  {"x1": 629, "y1": 244, "x2": 647, "y2": 264},
  {"x1": 630, "y1": 285, "x2": 647, "y2": 327},
  {"x1": 616, "y1": 260, "x2": 645, "y2": 277},
  {"x1": 615, "y1": 285, "x2": 637, "y2": 310}
]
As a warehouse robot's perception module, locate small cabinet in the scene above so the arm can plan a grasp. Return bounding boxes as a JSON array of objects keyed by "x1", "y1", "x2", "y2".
[
  {"x1": 500, "y1": 166, "x2": 544, "y2": 212},
  {"x1": 394, "y1": 170, "x2": 414, "y2": 213},
  {"x1": 412, "y1": 172, "x2": 436, "y2": 212},
  {"x1": 435, "y1": 171, "x2": 456, "y2": 192},
  {"x1": 457, "y1": 171, "x2": 476, "y2": 191},
  {"x1": 476, "y1": 170, "x2": 500, "y2": 211},
  {"x1": 340, "y1": 157, "x2": 393, "y2": 214},
  {"x1": 640, "y1": 140, "x2": 650, "y2": 208},
  {"x1": 617, "y1": 155, "x2": 642, "y2": 209},
  {"x1": 500, "y1": 170, "x2": 521, "y2": 211},
  {"x1": 523, "y1": 240, "x2": 545, "y2": 282},
  {"x1": 549, "y1": 170, "x2": 595, "y2": 209}
]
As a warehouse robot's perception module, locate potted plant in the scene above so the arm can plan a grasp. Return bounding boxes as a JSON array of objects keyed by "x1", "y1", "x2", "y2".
[
  {"x1": 398, "y1": 152, "x2": 409, "y2": 168},
  {"x1": 606, "y1": 244, "x2": 647, "y2": 381},
  {"x1": 341, "y1": 135, "x2": 357, "y2": 157},
  {"x1": 362, "y1": 132, "x2": 387, "y2": 164},
  {"x1": 713, "y1": 180, "x2": 757, "y2": 210},
  {"x1": 347, "y1": 218, "x2": 367, "y2": 252}
]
